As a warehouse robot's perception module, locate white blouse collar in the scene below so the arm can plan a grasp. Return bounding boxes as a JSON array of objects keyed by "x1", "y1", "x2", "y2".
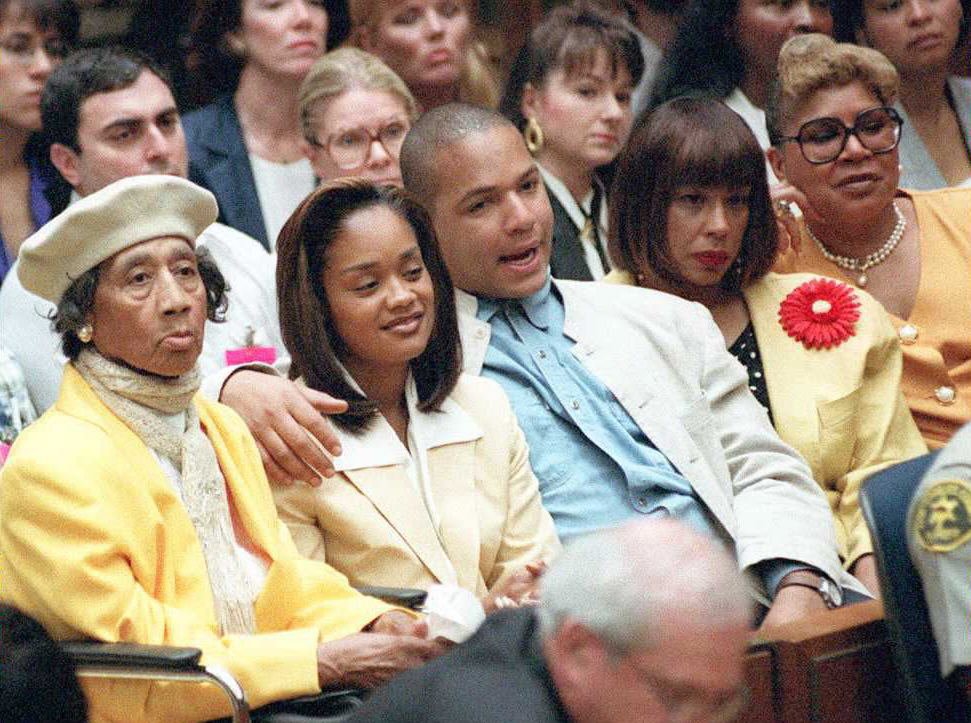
[{"x1": 332, "y1": 373, "x2": 483, "y2": 473}]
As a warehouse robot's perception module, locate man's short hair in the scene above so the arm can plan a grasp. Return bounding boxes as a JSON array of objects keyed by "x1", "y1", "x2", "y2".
[
  {"x1": 41, "y1": 46, "x2": 172, "y2": 151},
  {"x1": 399, "y1": 102, "x2": 515, "y2": 206}
]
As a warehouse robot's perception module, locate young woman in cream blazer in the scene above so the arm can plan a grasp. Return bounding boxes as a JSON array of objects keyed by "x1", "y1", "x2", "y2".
[
  {"x1": 605, "y1": 97, "x2": 927, "y2": 595},
  {"x1": 273, "y1": 179, "x2": 560, "y2": 609}
]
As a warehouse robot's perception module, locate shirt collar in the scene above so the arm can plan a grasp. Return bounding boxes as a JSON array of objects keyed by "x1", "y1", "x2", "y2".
[
  {"x1": 331, "y1": 373, "x2": 483, "y2": 473},
  {"x1": 474, "y1": 274, "x2": 553, "y2": 330}
]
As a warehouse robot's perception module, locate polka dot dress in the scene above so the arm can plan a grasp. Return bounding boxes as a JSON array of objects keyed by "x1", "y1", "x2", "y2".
[{"x1": 728, "y1": 323, "x2": 773, "y2": 424}]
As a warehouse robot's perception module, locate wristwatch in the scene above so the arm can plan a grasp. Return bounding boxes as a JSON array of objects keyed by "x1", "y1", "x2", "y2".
[{"x1": 777, "y1": 570, "x2": 843, "y2": 609}]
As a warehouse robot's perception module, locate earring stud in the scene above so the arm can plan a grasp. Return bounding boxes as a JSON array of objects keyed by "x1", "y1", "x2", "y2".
[{"x1": 78, "y1": 324, "x2": 93, "y2": 343}]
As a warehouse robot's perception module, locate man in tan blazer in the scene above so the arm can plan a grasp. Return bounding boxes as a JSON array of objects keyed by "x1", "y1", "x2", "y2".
[{"x1": 399, "y1": 104, "x2": 869, "y2": 629}]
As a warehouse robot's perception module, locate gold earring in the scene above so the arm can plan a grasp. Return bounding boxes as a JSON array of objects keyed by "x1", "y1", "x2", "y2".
[
  {"x1": 78, "y1": 324, "x2": 93, "y2": 343},
  {"x1": 524, "y1": 117, "x2": 544, "y2": 155},
  {"x1": 226, "y1": 35, "x2": 246, "y2": 57}
]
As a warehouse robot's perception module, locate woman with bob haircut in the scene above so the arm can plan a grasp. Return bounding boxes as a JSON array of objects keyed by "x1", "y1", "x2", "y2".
[
  {"x1": 273, "y1": 178, "x2": 560, "y2": 610},
  {"x1": 605, "y1": 96, "x2": 927, "y2": 594},
  {"x1": 298, "y1": 47, "x2": 417, "y2": 187},
  {"x1": 183, "y1": 0, "x2": 335, "y2": 251},
  {"x1": 348, "y1": 0, "x2": 500, "y2": 111},
  {"x1": 0, "y1": 0, "x2": 78, "y2": 283},
  {"x1": 832, "y1": 0, "x2": 971, "y2": 189},
  {"x1": 767, "y1": 34, "x2": 971, "y2": 448},
  {"x1": 499, "y1": 0, "x2": 643, "y2": 281},
  {"x1": 648, "y1": 0, "x2": 831, "y2": 175}
]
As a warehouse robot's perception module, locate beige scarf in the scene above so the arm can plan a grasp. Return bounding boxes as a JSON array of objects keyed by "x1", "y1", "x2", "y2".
[{"x1": 74, "y1": 349, "x2": 258, "y2": 635}]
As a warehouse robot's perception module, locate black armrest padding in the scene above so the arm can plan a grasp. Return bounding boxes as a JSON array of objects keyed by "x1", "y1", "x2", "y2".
[
  {"x1": 62, "y1": 641, "x2": 203, "y2": 669},
  {"x1": 354, "y1": 585, "x2": 427, "y2": 610}
]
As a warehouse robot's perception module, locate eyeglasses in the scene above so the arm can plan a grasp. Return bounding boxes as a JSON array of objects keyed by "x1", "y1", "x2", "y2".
[
  {"x1": 0, "y1": 34, "x2": 69, "y2": 66},
  {"x1": 313, "y1": 119, "x2": 410, "y2": 170},
  {"x1": 630, "y1": 664, "x2": 751, "y2": 723},
  {"x1": 777, "y1": 106, "x2": 903, "y2": 164}
]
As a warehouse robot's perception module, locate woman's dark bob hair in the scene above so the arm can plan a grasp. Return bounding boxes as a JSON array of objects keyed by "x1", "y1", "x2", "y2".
[
  {"x1": 275, "y1": 179, "x2": 461, "y2": 434},
  {"x1": 609, "y1": 96, "x2": 776, "y2": 293},
  {"x1": 53, "y1": 246, "x2": 228, "y2": 360},
  {"x1": 499, "y1": 0, "x2": 644, "y2": 131}
]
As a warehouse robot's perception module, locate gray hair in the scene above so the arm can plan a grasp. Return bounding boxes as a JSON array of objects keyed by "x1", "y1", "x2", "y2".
[
  {"x1": 400, "y1": 102, "x2": 514, "y2": 206},
  {"x1": 298, "y1": 48, "x2": 418, "y2": 146},
  {"x1": 538, "y1": 519, "x2": 752, "y2": 655}
]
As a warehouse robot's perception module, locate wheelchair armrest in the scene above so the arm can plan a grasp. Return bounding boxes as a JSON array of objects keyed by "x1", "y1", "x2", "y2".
[
  {"x1": 62, "y1": 641, "x2": 203, "y2": 670},
  {"x1": 354, "y1": 585, "x2": 427, "y2": 610}
]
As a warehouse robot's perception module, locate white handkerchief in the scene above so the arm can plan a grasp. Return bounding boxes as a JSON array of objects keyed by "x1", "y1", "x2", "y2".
[{"x1": 423, "y1": 584, "x2": 486, "y2": 643}]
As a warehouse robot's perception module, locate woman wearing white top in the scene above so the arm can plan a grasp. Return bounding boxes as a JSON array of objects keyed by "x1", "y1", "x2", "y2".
[
  {"x1": 648, "y1": 0, "x2": 833, "y2": 181},
  {"x1": 499, "y1": 1, "x2": 641, "y2": 281},
  {"x1": 183, "y1": 0, "x2": 331, "y2": 250},
  {"x1": 273, "y1": 179, "x2": 560, "y2": 610}
]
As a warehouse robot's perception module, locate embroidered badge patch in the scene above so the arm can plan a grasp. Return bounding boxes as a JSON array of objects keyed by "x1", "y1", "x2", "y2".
[{"x1": 912, "y1": 479, "x2": 971, "y2": 553}]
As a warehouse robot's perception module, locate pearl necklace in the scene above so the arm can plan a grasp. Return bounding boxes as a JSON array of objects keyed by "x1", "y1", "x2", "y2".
[{"x1": 806, "y1": 202, "x2": 906, "y2": 287}]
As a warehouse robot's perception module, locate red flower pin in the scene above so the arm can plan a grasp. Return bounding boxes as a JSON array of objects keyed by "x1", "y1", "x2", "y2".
[{"x1": 779, "y1": 278, "x2": 860, "y2": 350}]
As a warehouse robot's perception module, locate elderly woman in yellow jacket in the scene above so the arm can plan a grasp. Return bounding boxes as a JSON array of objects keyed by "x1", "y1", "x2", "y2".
[
  {"x1": 0, "y1": 175, "x2": 443, "y2": 723},
  {"x1": 605, "y1": 96, "x2": 927, "y2": 595}
]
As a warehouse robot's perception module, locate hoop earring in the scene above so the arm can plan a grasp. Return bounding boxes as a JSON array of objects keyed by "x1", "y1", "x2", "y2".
[
  {"x1": 78, "y1": 324, "x2": 93, "y2": 343},
  {"x1": 524, "y1": 117, "x2": 544, "y2": 155}
]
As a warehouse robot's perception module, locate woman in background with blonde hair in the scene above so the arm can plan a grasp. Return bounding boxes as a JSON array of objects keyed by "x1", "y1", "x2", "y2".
[
  {"x1": 299, "y1": 47, "x2": 417, "y2": 186},
  {"x1": 348, "y1": 0, "x2": 499, "y2": 110}
]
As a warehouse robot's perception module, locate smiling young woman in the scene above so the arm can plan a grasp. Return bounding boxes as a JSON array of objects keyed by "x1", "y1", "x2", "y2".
[
  {"x1": 273, "y1": 178, "x2": 560, "y2": 609},
  {"x1": 605, "y1": 95, "x2": 927, "y2": 594}
]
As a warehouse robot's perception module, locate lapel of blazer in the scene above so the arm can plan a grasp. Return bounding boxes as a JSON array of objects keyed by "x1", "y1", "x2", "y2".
[
  {"x1": 190, "y1": 96, "x2": 269, "y2": 249},
  {"x1": 743, "y1": 275, "x2": 794, "y2": 428},
  {"x1": 456, "y1": 289, "x2": 489, "y2": 374},
  {"x1": 425, "y1": 440, "x2": 481, "y2": 592},
  {"x1": 557, "y1": 282, "x2": 734, "y2": 529},
  {"x1": 547, "y1": 189, "x2": 594, "y2": 281},
  {"x1": 341, "y1": 464, "x2": 459, "y2": 585}
]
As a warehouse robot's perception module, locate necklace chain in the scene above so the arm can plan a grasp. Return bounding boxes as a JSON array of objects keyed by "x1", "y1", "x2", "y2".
[{"x1": 806, "y1": 202, "x2": 906, "y2": 287}]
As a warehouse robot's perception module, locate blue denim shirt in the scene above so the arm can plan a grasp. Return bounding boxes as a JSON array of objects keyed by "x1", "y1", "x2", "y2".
[{"x1": 476, "y1": 277, "x2": 808, "y2": 597}]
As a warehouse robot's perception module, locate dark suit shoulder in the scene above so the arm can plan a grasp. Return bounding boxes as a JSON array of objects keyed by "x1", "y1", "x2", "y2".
[{"x1": 348, "y1": 609, "x2": 569, "y2": 723}]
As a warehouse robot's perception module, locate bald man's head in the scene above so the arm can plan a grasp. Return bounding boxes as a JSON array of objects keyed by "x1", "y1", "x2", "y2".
[{"x1": 400, "y1": 103, "x2": 516, "y2": 208}]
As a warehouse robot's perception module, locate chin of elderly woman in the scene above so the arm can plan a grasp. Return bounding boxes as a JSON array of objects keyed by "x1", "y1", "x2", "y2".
[{"x1": 0, "y1": 175, "x2": 443, "y2": 723}]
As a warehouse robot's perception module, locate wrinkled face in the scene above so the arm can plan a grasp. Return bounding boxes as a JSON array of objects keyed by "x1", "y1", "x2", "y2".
[
  {"x1": 305, "y1": 88, "x2": 411, "y2": 186},
  {"x1": 769, "y1": 80, "x2": 900, "y2": 226},
  {"x1": 54, "y1": 70, "x2": 188, "y2": 196},
  {"x1": 860, "y1": 0, "x2": 964, "y2": 74},
  {"x1": 663, "y1": 185, "x2": 750, "y2": 290},
  {"x1": 733, "y1": 0, "x2": 833, "y2": 84},
  {"x1": 523, "y1": 49, "x2": 635, "y2": 175},
  {"x1": 321, "y1": 205, "x2": 435, "y2": 378},
  {"x1": 361, "y1": 0, "x2": 471, "y2": 95},
  {"x1": 234, "y1": 0, "x2": 328, "y2": 79},
  {"x1": 425, "y1": 125, "x2": 554, "y2": 300},
  {"x1": 0, "y1": 8, "x2": 65, "y2": 131},
  {"x1": 91, "y1": 237, "x2": 207, "y2": 377}
]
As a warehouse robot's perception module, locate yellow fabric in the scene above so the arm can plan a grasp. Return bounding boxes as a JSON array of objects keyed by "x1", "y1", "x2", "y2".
[
  {"x1": 275, "y1": 375, "x2": 561, "y2": 596},
  {"x1": 0, "y1": 365, "x2": 393, "y2": 723},
  {"x1": 604, "y1": 270, "x2": 927, "y2": 566},
  {"x1": 776, "y1": 187, "x2": 971, "y2": 449}
]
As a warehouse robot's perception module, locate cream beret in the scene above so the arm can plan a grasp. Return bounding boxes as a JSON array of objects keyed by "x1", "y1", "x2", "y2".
[{"x1": 18, "y1": 175, "x2": 219, "y2": 303}]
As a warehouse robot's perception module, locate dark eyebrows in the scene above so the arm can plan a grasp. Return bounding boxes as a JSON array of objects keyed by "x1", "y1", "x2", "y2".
[
  {"x1": 99, "y1": 105, "x2": 179, "y2": 137},
  {"x1": 457, "y1": 163, "x2": 539, "y2": 206},
  {"x1": 113, "y1": 242, "x2": 196, "y2": 276},
  {"x1": 339, "y1": 244, "x2": 422, "y2": 275}
]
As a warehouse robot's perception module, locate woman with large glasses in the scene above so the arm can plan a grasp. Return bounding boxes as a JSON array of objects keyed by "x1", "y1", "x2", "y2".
[
  {"x1": 767, "y1": 34, "x2": 971, "y2": 448},
  {"x1": 0, "y1": 0, "x2": 77, "y2": 284},
  {"x1": 298, "y1": 48, "x2": 416, "y2": 187},
  {"x1": 833, "y1": 0, "x2": 971, "y2": 190}
]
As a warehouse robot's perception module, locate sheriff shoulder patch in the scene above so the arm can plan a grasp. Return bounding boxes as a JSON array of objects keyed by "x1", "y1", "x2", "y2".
[{"x1": 912, "y1": 479, "x2": 971, "y2": 553}]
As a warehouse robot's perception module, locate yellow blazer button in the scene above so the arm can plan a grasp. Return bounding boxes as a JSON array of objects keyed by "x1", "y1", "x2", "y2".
[
  {"x1": 898, "y1": 324, "x2": 919, "y2": 344},
  {"x1": 935, "y1": 386, "x2": 956, "y2": 405}
]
